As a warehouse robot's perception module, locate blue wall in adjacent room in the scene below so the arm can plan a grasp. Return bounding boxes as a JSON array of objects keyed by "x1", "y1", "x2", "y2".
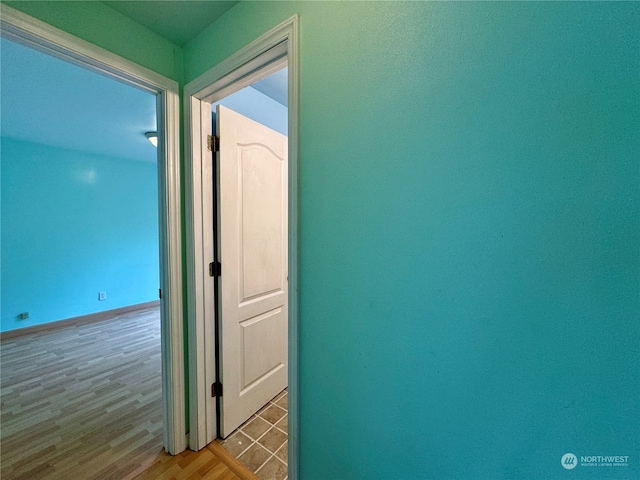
[{"x1": 1, "y1": 137, "x2": 159, "y2": 332}]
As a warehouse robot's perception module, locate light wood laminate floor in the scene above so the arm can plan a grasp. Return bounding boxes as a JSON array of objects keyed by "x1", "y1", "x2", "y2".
[{"x1": 0, "y1": 305, "x2": 256, "y2": 480}]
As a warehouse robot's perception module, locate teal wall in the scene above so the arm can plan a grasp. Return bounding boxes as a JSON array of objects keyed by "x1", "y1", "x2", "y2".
[
  {"x1": 1, "y1": 138, "x2": 159, "y2": 332},
  {"x1": 186, "y1": 2, "x2": 639, "y2": 479},
  {"x1": 4, "y1": 1, "x2": 638, "y2": 478}
]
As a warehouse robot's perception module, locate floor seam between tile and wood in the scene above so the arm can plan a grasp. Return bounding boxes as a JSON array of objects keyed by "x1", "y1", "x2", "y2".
[{"x1": 218, "y1": 389, "x2": 288, "y2": 480}]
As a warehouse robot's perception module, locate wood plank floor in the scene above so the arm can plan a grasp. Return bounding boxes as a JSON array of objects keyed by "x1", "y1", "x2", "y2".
[{"x1": 0, "y1": 305, "x2": 255, "y2": 480}]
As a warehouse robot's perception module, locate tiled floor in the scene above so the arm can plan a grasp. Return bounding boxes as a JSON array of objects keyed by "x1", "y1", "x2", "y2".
[{"x1": 219, "y1": 389, "x2": 288, "y2": 480}]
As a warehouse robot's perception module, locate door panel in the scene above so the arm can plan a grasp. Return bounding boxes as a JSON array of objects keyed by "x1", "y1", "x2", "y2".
[
  {"x1": 239, "y1": 146, "x2": 285, "y2": 301},
  {"x1": 217, "y1": 105, "x2": 288, "y2": 438},
  {"x1": 240, "y1": 307, "x2": 285, "y2": 390}
]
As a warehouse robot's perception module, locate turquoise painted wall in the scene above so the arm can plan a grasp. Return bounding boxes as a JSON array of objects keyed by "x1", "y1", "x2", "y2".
[
  {"x1": 186, "y1": 2, "x2": 639, "y2": 479},
  {"x1": 1, "y1": 137, "x2": 159, "y2": 332}
]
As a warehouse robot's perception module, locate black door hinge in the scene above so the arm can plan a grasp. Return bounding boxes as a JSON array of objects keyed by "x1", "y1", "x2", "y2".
[
  {"x1": 159, "y1": 288, "x2": 162, "y2": 299},
  {"x1": 209, "y1": 261, "x2": 221, "y2": 277},
  {"x1": 211, "y1": 381, "x2": 223, "y2": 397},
  {"x1": 207, "y1": 135, "x2": 220, "y2": 153}
]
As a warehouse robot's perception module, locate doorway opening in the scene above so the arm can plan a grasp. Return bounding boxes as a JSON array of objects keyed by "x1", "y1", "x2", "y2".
[
  {"x1": 184, "y1": 13, "x2": 299, "y2": 480},
  {"x1": 0, "y1": 4, "x2": 185, "y2": 456},
  {"x1": 212, "y1": 71, "x2": 289, "y2": 478},
  {"x1": 0, "y1": 34, "x2": 166, "y2": 476}
]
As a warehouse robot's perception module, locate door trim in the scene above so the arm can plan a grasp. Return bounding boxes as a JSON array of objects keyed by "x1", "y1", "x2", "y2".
[
  {"x1": 0, "y1": 5, "x2": 186, "y2": 454},
  {"x1": 184, "y1": 14, "x2": 299, "y2": 478}
]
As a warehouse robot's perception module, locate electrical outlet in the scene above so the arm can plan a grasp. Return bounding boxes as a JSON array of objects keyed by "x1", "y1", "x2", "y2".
[
  {"x1": 98, "y1": 291, "x2": 107, "y2": 301},
  {"x1": 19, "y1": 312, "x2": 29, "y2": 320}
]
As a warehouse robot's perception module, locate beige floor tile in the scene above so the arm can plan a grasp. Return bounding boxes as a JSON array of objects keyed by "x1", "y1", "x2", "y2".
[
  {"x1": 274, "y1": 441, "x2": 288, "y2": 464},
  {"x1": 237, "y1": 444, "x2": 271, "y2": 472},
  {"x1": 274, "y1": 415, "x2": 287, "y2": 433},
  {"x1": 257, "y1": 428, "x2": 287, "y2": 454},
  {"x1": 258, "y1": 405, "x2": 286, "y2": 425},
  {"x1": 241, "y1": 416, "x2": 271, "y2": 441},
  {"x1": 220, "y1": 430, "x2": 252, "y2": 457},
  {"x1": 220, "y1": 388, "x2": 288, "y2": 475},
  {"x1": 274, "y1": 395, "x2": 287, "y2": 410},
  {"x1": 255, "y1": 456, "x2": 287, "y2": 480}
]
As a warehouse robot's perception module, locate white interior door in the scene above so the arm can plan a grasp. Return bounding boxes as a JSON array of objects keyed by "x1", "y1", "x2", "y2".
[{"x1": 217, "y1": 105, "x2": 288, "y2": 438}]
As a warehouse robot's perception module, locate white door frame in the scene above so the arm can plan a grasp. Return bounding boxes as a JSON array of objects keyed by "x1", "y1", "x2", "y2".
[
  {"x1": 0, "y1": 5, "x2": 187, "y2": 454},
  {"x1": 184, "y1": 14, "x2": 299, "y2": 477}
]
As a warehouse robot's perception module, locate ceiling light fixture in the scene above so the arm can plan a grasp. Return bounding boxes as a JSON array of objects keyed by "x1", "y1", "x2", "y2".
[{"x1": 145, "y1": 131, "x2": 158, "y2": 147}]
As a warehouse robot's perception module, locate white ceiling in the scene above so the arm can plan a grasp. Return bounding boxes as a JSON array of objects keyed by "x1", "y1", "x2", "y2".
[
  {"x1": 0, "y1": 5, "x2": 287, "y2": 165},
  {"x1": 1, "y1": 36, "x2": 158, "y2": 163},
  {"x1": 252, "y1": 69, "x2": 288, "y2": 107}
]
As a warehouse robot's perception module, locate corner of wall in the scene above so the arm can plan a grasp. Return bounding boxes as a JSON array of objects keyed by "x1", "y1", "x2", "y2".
[{"x1": 2, "y1": 0, "x2": 184, "y2": 82}]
